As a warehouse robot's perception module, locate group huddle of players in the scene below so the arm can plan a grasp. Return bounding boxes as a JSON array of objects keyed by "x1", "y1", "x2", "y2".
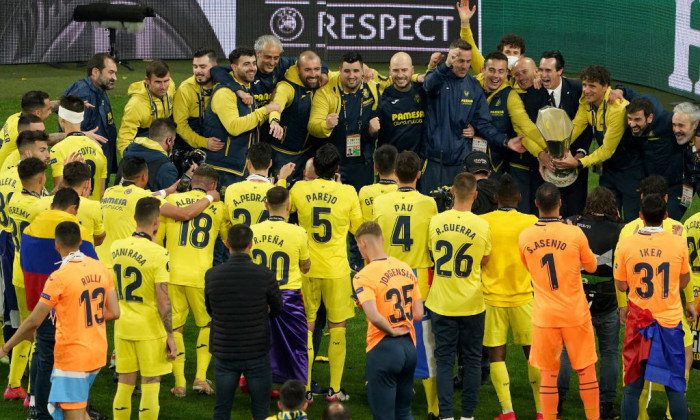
[{"x1": 2, "y1": 0, "x2": 700, "y2": 419}]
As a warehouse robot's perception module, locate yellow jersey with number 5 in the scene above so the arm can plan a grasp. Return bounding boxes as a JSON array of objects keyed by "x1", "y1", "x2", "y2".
[
  {"x1": 290, "y1": 178, "x2": 362, "y2": 278},
  {"x1": 111, "y1": 236, "x2": 170, "y2": 341}
]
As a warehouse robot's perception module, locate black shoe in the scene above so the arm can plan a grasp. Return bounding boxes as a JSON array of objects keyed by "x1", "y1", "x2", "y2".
[
  {"x1": 600, "y1": 401, "x2": 620, "y2": 420},
  {"x1": 310, "y1": 380, "x2": 328, "y2": 395},
  {"x1": 26, "y1": 406, "x2": 38, "y2": 420},
  {"x1": 427, "y1": 413, "x2": 441, "y2": 420},
  {"x1": 557, "y1": 398, "x2": 565, "y2": 416},
  {"x1": 87, "y1": 404, "x2": 108, "y2": 420}
]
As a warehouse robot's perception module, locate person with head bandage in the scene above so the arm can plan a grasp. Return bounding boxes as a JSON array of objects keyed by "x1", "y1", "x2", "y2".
[{"x1": 49, "y1": 95, "x2": 108, "y2": 201}]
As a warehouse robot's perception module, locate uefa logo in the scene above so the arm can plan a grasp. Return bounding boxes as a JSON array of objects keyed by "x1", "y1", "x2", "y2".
[{"x1": 270, "y1": 7, "x2": 304, "y2": 41}]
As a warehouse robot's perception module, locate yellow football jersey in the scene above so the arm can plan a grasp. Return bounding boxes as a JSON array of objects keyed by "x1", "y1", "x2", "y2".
[
  {"x1": 98, "y1": 184, "x2": 164, "y2": 268},
  {"x1": 160, "y1": 190, "x2": 229, "y2": 288},
  {"x1": 49, "y1": 134, "x2": 107, "y2": 201},
  {"x1": 358, "y1": 180, "x2": 398, "y2": 222},
  {"x1": 251, "y1": 218, "x2": 310, "y2": 290},
  {"x1": 0, "y1": 113, "x2": 20, "y2": 168},
  {"x1": 427, "y1": 209, "x2": 491, "y2": 316},
  {"x1": 1, "y1": 150, "x2": 20, "y2": 172},
  {"x1": 479, "y1": 209, "x2": 537, "y2": 307},
  {"x1": 374, "y1": 188, "x2": 437, "y2": 269},
  {"x1": 8, "y1": 193, "x2": 42, "y2": 287},
  {"x1": 111, "y1": 236, "x2": 170, "y2": 341},
  {"x1": 290, "y1": 178, "x2": 362, "y2": 278},
  {"x1": 36, "y1": 195, "x2": 104, "y2": 237},
  {"x1": 0, "y1": 167, "x2": 21, "y2": 232},
  {"x1": 224, "y1": 179, "x2": 274, "y2": 226},
  {"x1": 684, "y1": 213, "x2": 700, "y2": 291}
]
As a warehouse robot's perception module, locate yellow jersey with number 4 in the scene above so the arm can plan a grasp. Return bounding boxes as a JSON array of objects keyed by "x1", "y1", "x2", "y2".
[
  {"x1": 374, "y1": 189, "x2": 437, "y2": 269},
  {"x1": 111, "y1": 236, "x2": 170, "y2": 341},
  {"x1": 159, "y1": 190, "x2": 228, "y2": 288},
  {"x1": 290, "y1": 178, "x2": 362, "y2": 278},
  {"x1": 251, "y1": 218, "x2": 309, "y2": 290}
]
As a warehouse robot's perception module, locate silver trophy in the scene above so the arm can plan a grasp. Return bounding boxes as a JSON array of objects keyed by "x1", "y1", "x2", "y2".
[{"x1": 536, "y1": 106, "x2": 578, "y2": 188}]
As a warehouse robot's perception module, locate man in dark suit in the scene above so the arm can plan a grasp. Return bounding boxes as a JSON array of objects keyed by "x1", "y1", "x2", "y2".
[{"x1": 205, "y1": 224, "x2": 283, "y2": 420}]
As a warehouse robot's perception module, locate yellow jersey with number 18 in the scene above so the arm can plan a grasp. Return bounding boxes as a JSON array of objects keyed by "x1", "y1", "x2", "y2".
[
  {"x1": 427, "y1": 209, "x2": 491, "y2": 317},
  {"x1": 251, "y1": 218, "x2": 309, "y2": 290},
  {"x1": 374, "y1": 188, "x2": 437, "y2": 269},
  {"x1": 290, "y1": 178, "x2": 362, "y2": 278},
  {"x1": 111, "y1": 236, "x2": 170, "y2": 341},
  {"x1": 159, "y1": 189, "x2": 229, "y2": 288}
]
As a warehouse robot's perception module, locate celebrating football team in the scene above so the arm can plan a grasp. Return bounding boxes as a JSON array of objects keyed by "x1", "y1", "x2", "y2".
[{"x1": 1, "y1": 1, "x2": 699, "y2": 420}]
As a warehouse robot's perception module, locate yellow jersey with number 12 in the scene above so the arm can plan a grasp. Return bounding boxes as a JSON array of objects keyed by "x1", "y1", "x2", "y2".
[
  {"x1": 251, "y1": 218, "x2": 309, "y2": 290},
  {"x1": 111, "y1": 236, "x2": 170, "y2": 341},
  {"x1": 159, "y1": 189, "x2": 228, "y2": 288}
]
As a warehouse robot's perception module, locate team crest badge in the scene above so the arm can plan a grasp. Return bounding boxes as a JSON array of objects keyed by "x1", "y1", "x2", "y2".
[
  {"x1": 363, "y1": 89, "x2": 370, "y2": 99},
  {"x1": 124, "y1": 188, "x2": 132, "y2": 195},
  {"x1": 414, "y1": 94, "x2": 421, "y2": 104},
  {"x1": 464, "y1": 90, "x2": 469, "y2": 97},
  {"x1": 495, "y1": 99, "x2": 501, "y2": 107}
]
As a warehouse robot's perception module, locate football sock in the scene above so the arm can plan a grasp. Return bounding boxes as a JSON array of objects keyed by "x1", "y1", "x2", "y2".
[
  {"x1": 8, "y1": 340, "x2": 31, "y2": 388},
  {"x1": 195, "y1": 327, "x2": 211, "y2": 381},
  {"x1": 577, "y1": 364, "x2": 599, "y2": 420},
  {"x1": 528, "y1": 363, "x2": 542, "y2": 412},
  {"x1": 638, "y1": 380, "x2": 651, "y2": 420},
  {"x1": 423, "y1": 377, "x2": 439, "y2": 416},
  {"x1": 113, "y1": 383, "x2": 134, "y2": 420},
  {"x1": 490, "y1": 361, "x2": 513, "y2": 412},
  {"x1": 139, "y1": 383, "x2": 160, "y2": 420},
  {"x1": 328, "y1": 327, "x2": 346, "y2": 391},
  {"x1": 26, "y1": 341, "x2": 35, "y2": 393},
  {"x1": 306, "y1": 330, "x2": 314, "y2": 391},
  {"x1": 173, "y1": 331, "x2": 186, "y2": 388},
  {"x1": 539, "y1": 369, "x2": 559, "y2": 420}
]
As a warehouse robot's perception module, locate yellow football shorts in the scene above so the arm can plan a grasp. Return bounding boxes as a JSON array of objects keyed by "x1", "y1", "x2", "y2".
[
  {"x1": 483, "y1": 301, "x2": 534, "y2": 347},
  {"x1": 302, "y1": 275, "x2": 355, "y2": 324},
  {"x1": 169, "y1": 284, "x2": 211, "y2": 329},
  {"x1": 114, "y1": 336, "x2": 173, "y2": 377}
]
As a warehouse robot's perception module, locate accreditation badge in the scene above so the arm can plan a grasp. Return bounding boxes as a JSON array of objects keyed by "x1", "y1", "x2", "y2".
[
  {"x1": 472, "y1": 137, "x2": 487, "y2": 153},
  {"x1": 346, "y1": 134, "x2": 361, "y2": 157},
  {"x1": 682, "y1": 184, "x2": 694, "y2": 207}
]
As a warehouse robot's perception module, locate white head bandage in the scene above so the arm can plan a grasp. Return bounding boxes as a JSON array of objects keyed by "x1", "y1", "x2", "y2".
[{"x1": 58, "y1": 106, "x2": 84, "y2": 124}]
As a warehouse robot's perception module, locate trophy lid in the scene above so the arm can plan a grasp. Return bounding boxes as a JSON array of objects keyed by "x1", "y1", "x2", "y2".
[{"x1": 536, "y1": 106, "x2": 574, "y2": 142}]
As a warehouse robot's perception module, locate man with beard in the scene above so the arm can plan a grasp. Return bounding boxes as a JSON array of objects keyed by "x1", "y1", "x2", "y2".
[
  {"x1": 63, "y1": 53, "x2": 119, "y2": 178},
  {"x1": 203, "y1": 47, "x2": 281, "y2": 187},
  {"x1": 173, "y1": 49, "x2": 225, "y2": 153},
  {"x1": 266, "y1": 50, "x2": 324, "y2": 180}
]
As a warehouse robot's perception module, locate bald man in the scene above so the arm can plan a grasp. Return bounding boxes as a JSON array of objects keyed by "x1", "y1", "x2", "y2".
[
  {"x1": 266, "y1": 50, "x2": 325, "y2": 180},
  {"x1": 377, "y1": 52, "x2": 426, "y2": 153}
]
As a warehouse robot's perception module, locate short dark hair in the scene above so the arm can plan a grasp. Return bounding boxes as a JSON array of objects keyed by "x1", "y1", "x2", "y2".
[
  {"x1": 640, "y1": 194, "x2": 666, "y2": 226},
  {"x1": 134, "y1": 197, "x2": 161, "y2": 226},
  {"x1": 51, "y1": 188, "x2": 80, "y2": 211},
  {"x1": 192, "y1": 165, "x2": 219, "y2": 185},
  {"x1": 17, "y1": 157, "x2": 46, "y2": 183},
  {"x1": 227, "y1": 224, "x2": 253, "y2": 252},
  {"x1": 229, "y1": 47, "x2": 256, "y2": 65},
  {"x1": 86, "y1": 53, "x2": 115, "y2": 77},
  {"x1": 373, "y1": 144, "x2": 398, "y2": 176},
  {"x1": 146, "y1": 60, "x2": 170, "y2": 79},
  {"x1": 495, "y1": 173, "x2": 520, "y2": 206},
  {"x1": 17, "y1": 114, "x2": 43, "y2": 132},
  {"x1": 279, "y1": 379, "x2": 306, "y2": 411},
  {"x1": 628, "y1": 97, "x2": 654, "y2": 118},
  {"x1": 640, "y1": 175, "x2": 668, "y2": 197},
  {"x1": 59, "y1": 95, "x2": 85, "y2": 113},
  {"x1": 16, "y1": 130, "x2": 49, "y2": 153},
  {"x1": 535, "y1": 182, "x2": 561, "y2": 212},
  {"x1": 497, "y1": 34, "x2": 526, "y2": 54},
  {"x1": 453, "y1": 172, "x2": 477, "y2": 199},
  {"x1": 395, "y1": 151, "x2": 421, "y2": 183},
  {"x1": 582, "y1": 186, "x2": 618, "y2": 219},
  {"x1": 55, "y1": 221, "x2": 81, "y2": 248},
  {"x1": 484, "y1": 51, "x2": 508, "y2": 65},
  {"x1": 314, "y1": 144, "x2": 340, "y2": 179},
  {"x1": 341, "y1": 51, "x2": 363, "y2": 67},
  {"x1": 247, "y1": 143, "x2": 272, "y2": 171},
  {"x1": 149, "y1": 118, "x2": 177, "y2": 141},
  {"x1": 63, "y1": 162, "x2": 92, "y2": 188},
  {"x1": 266, "y1": 186, "x2": 289, "y2": 211},
  {"x1": 355, "y1": 221, "x2": 383, "y2": 240},
  {"x1": 540, "y1": 50, "x2": 565, "y2": 71},
  {"x1": 322, "y1": 402, "x2": 351, "y2": 420},
  {"x1": 449, "y1": 39, "x2": 472, "y2": 51},
  {"x1": 21, "y1": 91, "x2": 49, "y2": 114},
  {"x1": 580, "y1": 65, "x2": 611, "y2": 87},
  {"x1": 193, "y1": 48, "x2": 218, "y2": 64},
  {"x1": 121, "y1": 157, "x2": 148, "y2": 179}
]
